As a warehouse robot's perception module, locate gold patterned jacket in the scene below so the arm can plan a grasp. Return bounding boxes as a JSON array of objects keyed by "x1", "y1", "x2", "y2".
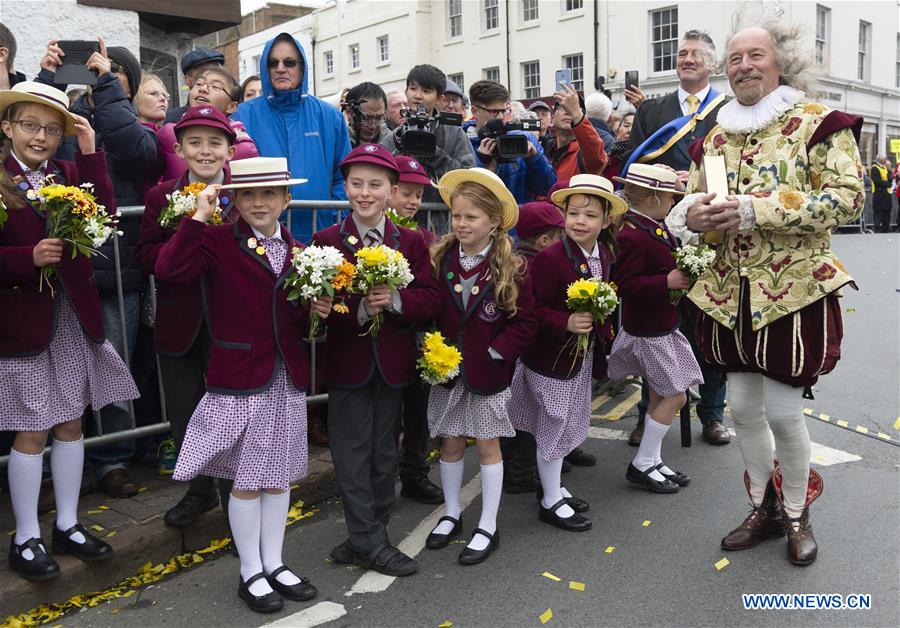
[{"x1": 685, "y1": 101, "x2": 865, "y2": 331}]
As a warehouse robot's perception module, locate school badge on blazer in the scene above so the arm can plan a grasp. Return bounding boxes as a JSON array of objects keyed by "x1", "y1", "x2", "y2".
[{"x1": 479, "y1": 298, "x2": 501, "y2": 323}]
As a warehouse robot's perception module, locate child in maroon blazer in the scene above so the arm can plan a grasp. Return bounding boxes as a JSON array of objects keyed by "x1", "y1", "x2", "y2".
[
  {"x1": 509, "y1": 175, "x2": 626, "y2": 532},
  {"x1": 608, "y1": 164, "x2": 703, "y2": 494},
  {"x1": 425, "y1": 168, "x2": 537, "y2": 566},
  {"x1": 313, "y1": 144, "x2": 440, "y2": 578},
  {"x1": 154, "y1": 157, "x2": 328, "y2": 613},
  {"x1": 0, "y1": 82, "x2": 135, "y2": 581},
  {"x1": 389, "y1": 154, "x2": 436, "y2": 246},
  {"x1": 135, "y1": 105, "x2": 238, "y2": 529}
]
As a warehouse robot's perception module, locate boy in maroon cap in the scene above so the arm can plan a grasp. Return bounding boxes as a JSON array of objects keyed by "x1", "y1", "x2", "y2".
[
  {"x1": 389, "y1": 155, "x2": 436, "y2": 246},
  {"x1": 314, "y1": 144, "x2": 440, "y2": 577},
  {"x1": 135, "y1": 105, "x2": 239, "y2": 529}
]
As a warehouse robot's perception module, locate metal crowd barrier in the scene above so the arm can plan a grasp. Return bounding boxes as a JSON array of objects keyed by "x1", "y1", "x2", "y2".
[{"x1": 0, "y1": 200, "x2": 450, "y2": 468}]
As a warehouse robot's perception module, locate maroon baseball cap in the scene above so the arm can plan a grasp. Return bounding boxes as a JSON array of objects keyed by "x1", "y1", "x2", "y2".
[
  {"x1": 340, "y1": 143, "x2": 399, "y2": 178},
  {"x1": 516, "y1": 201, "x2": 565, "y2": 240},
  {"x1": 395, "y1": 155, "x2": 430, "y2": 186},
  {"x1": 174, "y1": 105, "x2": 236, "y2": 143}
]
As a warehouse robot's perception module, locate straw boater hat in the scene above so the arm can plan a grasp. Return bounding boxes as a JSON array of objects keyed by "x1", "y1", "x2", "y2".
[
  {"x1": 438, "y1": 167, "x2": 518, "y2": 230},
  {"x1": 0, "y1": 82, "x2": 76, "y2": 135},
  {"x1": 550, "y1": 173, "x2": 629, "y2": 217},
  {"x1": 613, "y1": 163, "x2": 685, "y2": 197},
  {"x1": 220, "y1": 157, "x2": 307, "y2": 189}
]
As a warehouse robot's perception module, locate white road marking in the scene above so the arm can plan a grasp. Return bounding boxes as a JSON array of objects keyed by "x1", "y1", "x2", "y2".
[
  {"x1": 267, "y1": 601, "x2": 347, "y2": 627},
  {"x1": 726, "y1": 428, "x2": 861, "y2": 466},
  {"x1": 345, "y1": 473, "x2": 484, "y2": 597},
  {"x1": 587, "y1": 426, "x2": 630, "y2": 441}
]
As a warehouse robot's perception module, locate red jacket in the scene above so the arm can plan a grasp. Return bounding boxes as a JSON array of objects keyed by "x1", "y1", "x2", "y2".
[
  {"x1": 0, "y1": 152, "x2": 115, "y2": 356},
  {"x1": 435, "y1": 247, "x2": 537, "y2": 395},
  {"x1": 135, "y1": 170, "x2": 236, "y2": 356},
  {"x1": 612, "y1": 211, "x2": 680, "y2": 336},
  {"x1": 313, "y1": 216, "x2": 441, "y2": 389},
  {"x1": 548, "y1": 116, "x2": 608, "y2": 180},
  {"x1": 154, "y1": 217, "x2": 314, "y2": 394},
  {"x1": 522, "y1": 236, "x2": 613, "y2": 380}
]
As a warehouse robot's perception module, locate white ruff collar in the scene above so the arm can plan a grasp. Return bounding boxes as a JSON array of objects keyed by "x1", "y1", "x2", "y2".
[{"x1": 716, "y1": 85, "x2": 805, "y2": 134}]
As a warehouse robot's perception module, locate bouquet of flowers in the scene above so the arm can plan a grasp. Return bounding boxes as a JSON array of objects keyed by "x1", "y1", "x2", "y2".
[
  {"x1": 564, "y1": 278, "x2": 618, "y2": 357},
  {"x1": 0, "y1": 195, "x2": 7, "y2": 230},
  {"x1": 26, "y1": 178, "x2": 119, "y2": 294},
  {"x1": 671, "y1": 243, "x2": 717, "y2": 303},
  {"x1": 352, "y1": 244, "x2": 415, "y2": 337},
  {"x1": 385, "y1": 207, "x2": 418, "y2": 229},
  {"x1": 159, "y1": 182, "x2": 223, "y2": 229},
  {"x1": 417, "y1": 331, "x2": 463, "y2": 385},
  {"x1": 284, "y1": 244, "x2": 355, "y2": 339}
]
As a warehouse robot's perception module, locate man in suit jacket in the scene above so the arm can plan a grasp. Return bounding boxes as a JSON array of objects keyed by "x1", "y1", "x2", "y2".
[{"x1": 622, "y1": 29, "x2": 732, "y2": 448}]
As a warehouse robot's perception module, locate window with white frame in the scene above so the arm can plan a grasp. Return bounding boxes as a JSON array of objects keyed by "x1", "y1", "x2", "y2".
[
  {"x1": 448, "y1": 73, "x2": 465, "y2": 93},
  {"x1": 484, "y1": 0, "x2": 499, "y2": 31},
  {"x1": 563, "y1": 53, "x2": 584, "y2": 91},
  {"x1": 896, "y1": 34, "x2": 900, "y2": 88},
  {"x1": 323, "y1": 50, "x2": 333, "y2": 76},
  {"x1": 522, "y1": 0, "x2": 539, "y2": 23},
  {"x1": 483, "y1": 66, "x2": 501, "y2": 82},
  {"x1": 858, "y1": 21, "x2": 870, "y2": 81},
  {"x1": 377, "y1": 35, "x2": 389, "y2": 63},
  {"x1": 650, "y1": 6, "x2": 678, "y2": 73},
  {"x1": 448, "y1": 0, "x2": 462, "y2": 38},
  {"x1": 815, "y1": 5, "x2": 829, "y2": 66},
  {"x1": 522, "y1": 60, "x2": 540, "y2": 99},
  {"x1": 564, "y1": 0, "x2": 583, "y2": 11},
  {"x1": 349, "y1": 43, "x2": 360, "y2": 70}
]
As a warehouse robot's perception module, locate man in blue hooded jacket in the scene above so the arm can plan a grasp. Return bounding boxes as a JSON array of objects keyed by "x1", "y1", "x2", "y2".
[{"x1": 234, "y1": 33, "x2": 351, "y2": 243}]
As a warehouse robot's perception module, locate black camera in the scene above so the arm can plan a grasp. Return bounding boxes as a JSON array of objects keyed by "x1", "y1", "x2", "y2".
[
  {"x1": 477, "y1": 118, "x2": 542, "y2": 162},
  {"x1": 395, "y1": 105, "x2": 463, "y2": 157}
]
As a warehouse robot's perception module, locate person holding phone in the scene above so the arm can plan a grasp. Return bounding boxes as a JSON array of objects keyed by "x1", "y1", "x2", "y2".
[{"x1": 540, "y1": 83, "x2": 607, "y2": 181}]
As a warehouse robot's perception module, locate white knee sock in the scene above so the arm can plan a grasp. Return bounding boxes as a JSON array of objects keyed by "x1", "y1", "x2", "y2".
[
  {"x1": 468, "y1": 462, "x2": 502, "y2": 551},
  {"x1": 9, "y1": 448, "x2": 43, "y2": 558},
  {"x1": 229, "y1": 495, "x2": 272, "y2": 596},
  {"x1": 51, "y1": 437, "x2": 85, "y2": 543},
  {"x1": 432, "y1": 459, "x2": 464, "y2": 536},
  {"x1": 259, "y1": 491, "x2": 300, "y2": 586},
  {"x1": 536, "y1": 453, "x2": 574, "y2": 518},
  {"x1": 764, "y1": 378, "x2": 809, "y2": 518},
  {"x1": 728, "y1": 373, "x2": 775, "y2": 506},
  {"x1": 632, "y1": 415, "x2": 669, "y2": 482}
]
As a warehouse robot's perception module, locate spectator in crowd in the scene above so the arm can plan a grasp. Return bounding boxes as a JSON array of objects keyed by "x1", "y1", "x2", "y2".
[
  {"x1": 0, "y1": 22, "x2": 24, "y2": 89},
  {"x1": 528, "y1": 100, "x2": 553, "y2": 140},
  {"x1": 37, "y1": 38, "x2": 160, "y2": 497},
  {"x1": 233, "y1": 32, "x2": 351, "y2": 243},
  {"x1": 134, "y1": 73, "x2": 170, "y2": 127},
  {"x1": 163, "y1": 48, "x2": 225, "y2": 124},
  {"x1": 465, "y1": 79, "x2": 555, "y2": 203},
  {"x1": 240, "y1": 75, "x2": 261, "y2": 102},
  {"x1": 67, "y1": 88, "x2": 86, "y2": 109},
  {"x1": 342, "y1": 81, "x2": 390, "y2": 148},
  {"x1": 541, "y1": 83, "x2": 607, "y2": 180},
  {"x1": 385, "y1": 89, "x2": 407, "y2": 129},
  {"x1": 871, "y1": 154, "x2": 893, "y2": 232},
  {"x1": 603, "y1": 111, "x2": 635, "y2": 181},
  {"x1": 584, "y1": 92, "x2": 616, "y2": 153},
  {"x1": 439, "y1": 78, "x2": 466, "y2": 116},
  {"x1": 614, "y1": 111, "x2": 634, "y2": 141}
]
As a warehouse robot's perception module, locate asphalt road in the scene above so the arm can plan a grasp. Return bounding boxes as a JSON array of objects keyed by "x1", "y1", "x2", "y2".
[{"x1": 29, "y1": 234, "x2": 900, "y2": 628}]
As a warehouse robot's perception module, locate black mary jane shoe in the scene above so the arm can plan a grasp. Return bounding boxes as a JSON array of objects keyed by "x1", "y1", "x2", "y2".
[
  {"x1": 9, "y1": 537, "x2": 60, "y2": 581},
  {"x1": 51, "y1": 523, "x2": 112, "y2": 562},
  {"x1": 458, "y1": 528, "x2": 499, "y2": 566},
  {"x1": 538, "y1": 498, "x2": 593, "y2": 532},
  {"x1": 655, "y1": 463, "x2": 690, "y2": 487},
  {"x1": 626, "y1": 463, "x2": 680, "y2": 494},
  {"x1": 238, "y1": 573, "x2": 284, "y2": 613},
  {"x1": 426, "y1": 515, "x2": 463, "y2": 549},
  {"x1": 536, "y1": 487, "x2": 589, "y2": 513},
  {"x1": 267, "y1": 565, "x2": 317, "y2": 602}
]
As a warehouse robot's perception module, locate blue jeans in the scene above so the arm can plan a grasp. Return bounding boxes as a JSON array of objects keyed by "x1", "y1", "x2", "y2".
[
  {"x1": 89, "y1": 292, "x2": 140, "y2": 479},
  {"x1": 637, "y1": 361, "x2": 726, "y2": 426}
]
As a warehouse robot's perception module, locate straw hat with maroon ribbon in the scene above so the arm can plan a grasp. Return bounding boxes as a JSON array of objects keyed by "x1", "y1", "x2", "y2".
[
  {"x1": 612, "y1": 163, "x2": 685, "y2": 197},
  {"x1": 0, "y1": 82, "x2": 76, "y2": 136},
  {"x1": 220, "y1": 157, "x2": 307, "y2": 189}
]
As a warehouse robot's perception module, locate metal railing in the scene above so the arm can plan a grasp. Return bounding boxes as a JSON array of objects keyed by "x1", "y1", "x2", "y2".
[{"x1": 0, "y1": 200, "x2": 450, "y2": 468}]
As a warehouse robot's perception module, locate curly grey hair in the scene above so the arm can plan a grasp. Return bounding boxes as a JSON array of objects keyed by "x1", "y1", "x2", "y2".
[{"x1": 682, "y1": 30, "x2": 720, "y2": 74}]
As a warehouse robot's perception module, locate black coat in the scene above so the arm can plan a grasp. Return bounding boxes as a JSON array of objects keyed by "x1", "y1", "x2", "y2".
[
  {"x1": 589, "y1": 117, "x2": 616, "y2": 155},
  {"x1": 871, "y1": 164, "x2": 893, "y2": 212}
]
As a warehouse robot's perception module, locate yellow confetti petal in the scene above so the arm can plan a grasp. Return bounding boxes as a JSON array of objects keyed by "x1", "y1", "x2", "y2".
[
  {"x1": 87, "y1": 509, "x2": 103, "y2": 515},
  {"x1": 569, "y1": 581, "x2": 586, "y2": 591},
  {"x1": 138, "y1": 486, "x2": 148, "y2": 493},
  {"x1": 542, "y1": 571, "x2": 562, "y2": 582},
  {"x1": 894, "y1": 417, "x2": 900, "y2": 431},
  {"x1": 604, "y1": 546, "x2": 615, "y2": 554},
  {"x1": 714, "y1": 557, "x2": 730, "y2": 571},
  {"x1": 438, "y1": 622, "x2": 453, "y2": 628},
  {"x1": 91, "y1": 524, "x2": 105, "y2": 532},
  {"x1": 106, "y1": 530, "x2": 117, "y2": 538},
  {"x1": 539, "y1": 608, "x2": 553, "y2": 624},
  {"x1": 99, "y1": 505, "x2": 109, "y2": 510},
  {"x1": 845, "y1": 307, "x2": 856, "y2": 313},
  {"x1": 642, "y1": 520, "x2": 652, "y2": 527}
]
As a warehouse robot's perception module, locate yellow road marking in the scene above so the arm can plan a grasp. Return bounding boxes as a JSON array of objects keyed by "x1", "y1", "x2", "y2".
[{"x1": 593, "y1": 387, "x2": 642, "y2": 421}]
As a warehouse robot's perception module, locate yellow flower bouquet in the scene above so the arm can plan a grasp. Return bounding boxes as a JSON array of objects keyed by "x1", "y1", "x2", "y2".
[
  {"x1": 351, "y1": 244, "x2": 415, "y2": 337},
  {"x1": 159, "y1": 182, "x2": 223, "y2": 229},
  {"x1": 417, "y1": 331, "x2": 463, "y2": 385},
  {"x1": 565, "y1": 277, "x2": 618, "y2": 356}
]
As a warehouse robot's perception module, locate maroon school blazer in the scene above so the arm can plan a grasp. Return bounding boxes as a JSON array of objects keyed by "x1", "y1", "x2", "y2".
[
  {"x1": 135, "y1": 169, "x2": 236, "y2": 356},
  {"x1": 313, "y1": 215, "x2": 441, "y2": 389},
  {"x1": 435, "y1": 247, "x2": 537, "y2": 396},
  {"x1": 612, "y1": 211, "x2": 680, "y2": 336},
  {"x1": 0, "y1": 152, "x2": 115, "y2": 356},
  {"x1": 154, "y1": 217, "x2": 313, "y2": 394}
]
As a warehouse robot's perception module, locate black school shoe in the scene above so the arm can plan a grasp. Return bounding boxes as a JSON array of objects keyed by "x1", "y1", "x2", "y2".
[
  {"x1": 538, "y1": 499, "x2": 593, "y2": 532},
  {"x1": 164, "y1": 492, "x2": 219, "y2": 528},
  {"x1": 51, "y1": 523, "x2": 112, "y2": 562},
  {"x1": 625, "y1": 463, "x2": 679, "y2": 494},
  {"x1": 238, "y1": 573, "x2": 284, "y2": 613},
  {"x1": 426, "y1": 515, "x2": 463, "y2": 549},
  {"x1": 353, "y1": 544, "x2": 418, "y2": 577},
  {"x1": 267, "y1": 565, "x2": 317, "y2": 602},
  {"x1": 9, "y1": 537, "x2": 60, "y2": 581},
  {"x1": 535, "y1": 487, "x2": 589, "y2": 513},
  {"x1": 655, "y1": 463, "x2": 690, "y2": 487},
  {"x1": 458, "y1": 528, "x2": 499, "y2": 565},
  {"x1": 564, "y1": 448, "x2": 597, "y2": 467},
  {"x1": 329, "y1": 539, "x2": 354, "y2": 564}
]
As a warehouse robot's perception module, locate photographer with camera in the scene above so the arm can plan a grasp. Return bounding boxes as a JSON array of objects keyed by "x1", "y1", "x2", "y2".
[
  {"x1": 541, "y1": 83, "x2": 608, "y2": 181},
  {"x1": 465, "y1": 80, "x2": 555, "y2": 203},
  {"x1": 342, "y1": 81, "x2": 390, "y2": 149}
]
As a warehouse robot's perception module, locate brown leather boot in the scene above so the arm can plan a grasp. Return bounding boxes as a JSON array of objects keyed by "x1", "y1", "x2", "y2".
[
  {"x1": 774, "y1": 466, "x2": 822, "y2": 566},
  {"x1": 721, "y1": 472, "x2": 786, "y2": 551}
]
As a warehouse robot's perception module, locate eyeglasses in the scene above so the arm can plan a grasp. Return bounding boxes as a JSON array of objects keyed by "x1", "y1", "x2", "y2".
[
  {"x1": 194, "y1": 79, "x2": 231, "y2": 97},
  {"x1": 110, "y1": 62, "x2": 124, "y2": 74},
  {"x1": 10, "y1": 119, "x2": 64, "y2": 139},
  {"x1": 360, "y1": 113, "x2": 386, "y2": 126},
  {"x1": 267, "y1": 58, "x2": 300, "y2": 69},
  {"x1": 473, "y1": 104, "x2": 509, "y2": 116}
]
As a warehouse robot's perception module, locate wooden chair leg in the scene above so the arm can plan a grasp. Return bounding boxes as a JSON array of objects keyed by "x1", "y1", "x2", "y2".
[{"x1": 680, "y1": 400, "x2": 692, "y2": 447}]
